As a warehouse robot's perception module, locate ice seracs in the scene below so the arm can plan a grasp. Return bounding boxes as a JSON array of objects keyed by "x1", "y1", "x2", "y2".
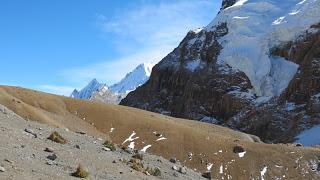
[{"x1": 206, "y1": 0, "x2": 320, "y2": 97}]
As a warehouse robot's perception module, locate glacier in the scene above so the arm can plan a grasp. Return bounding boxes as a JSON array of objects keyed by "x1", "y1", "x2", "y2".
[{"x1": 206, "y1": 0, "x2": 320, "y2": 97}]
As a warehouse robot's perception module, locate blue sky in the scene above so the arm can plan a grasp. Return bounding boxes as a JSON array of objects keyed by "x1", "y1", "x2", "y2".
[{"x1": 0, "y1": 0, "x2": 221, "y2": 95}]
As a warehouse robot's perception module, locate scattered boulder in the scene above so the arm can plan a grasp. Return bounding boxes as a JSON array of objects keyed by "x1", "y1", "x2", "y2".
[
  {"x1": 173, "y1": 172, "x2": 179, "y2": 177},
  {"x1": 179, "y1": 166, "x2": 187, "y2": 174},
  {"x1": 47, "y1": 132, "x2": 67, "y2": 144},
  {"x1": 295, "y1": 143, "x2": 303, "y2": 147},
  {"x1": 44, "y1": 147, "x2": 54, "y2": 153},
  {"x1": 47, "y1": 154, "x2": 58, "y2": 161},
  {"x1": 202, "y1": 171, "x2": 212, "y2": 179},
  {"x1": 75, "y1": 145, "x2": 81, "y2": 149},
  {"x1": 169, "y1": 157, "x2": 177, "y2": 163},
  {"x1": 75, "y1": 131, "x2": 86, "y2": 135},
  {"x1": 172, "y1": 165, "x2": 178, "y2": 171},
  {"x1": 24, "y1": 128, "x2": 37, "y2": 138},
  {"x1": 4, "y1": 159, "x2": 13, "y2": 164},
  {"x1": 72, "y1": 164, "x2": 89, "y2": 178},
  {"x1": 233, "y1": 145, "x2": 245, "y2": 154},
  {"x1": 0, "y1": 166, "x2": 5, "y2": 172},
  {"x1": 102, "y1": 147, "x2": 111, "y2": 151}
]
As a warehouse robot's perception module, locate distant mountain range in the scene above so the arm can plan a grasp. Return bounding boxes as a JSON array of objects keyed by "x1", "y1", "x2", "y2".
[{"x1": 70, "y1": 63, "x2": 153, "y2": 104}]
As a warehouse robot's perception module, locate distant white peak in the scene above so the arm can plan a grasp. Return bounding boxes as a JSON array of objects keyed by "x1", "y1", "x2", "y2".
[
  {"x1": 109, "y1": 63, "x2": 154, "y2": 94},
  {"x1": 192, "y1": 28, "x2": 203, "y2": 34},
  {"x1": 70, "y1": 89, "x2": 79, "y2": 98},
  {"x1": 70, "y1": 78, "x2": 104, "y2": 99}
]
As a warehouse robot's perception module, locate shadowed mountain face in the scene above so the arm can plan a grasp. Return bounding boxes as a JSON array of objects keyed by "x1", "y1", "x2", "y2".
[
  {"x1": 121, "y1": 1, "x2": 320, "y2": 144},
  {"x1": 1, "y1": 85, "x2": 320, "y2": 179}
]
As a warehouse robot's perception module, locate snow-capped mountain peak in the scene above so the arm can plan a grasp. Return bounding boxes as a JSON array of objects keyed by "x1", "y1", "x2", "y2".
[
  {"x1": 70, "y1": 78, "x2": 104, "y2": 99},
  {"x1": 109, "y1": 63, "x2": 154, "y2": 94}
]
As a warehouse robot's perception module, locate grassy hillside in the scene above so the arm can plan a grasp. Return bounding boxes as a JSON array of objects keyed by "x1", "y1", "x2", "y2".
[{"x1": 0, "y1": 86, "x2": 319, "y2": 179}]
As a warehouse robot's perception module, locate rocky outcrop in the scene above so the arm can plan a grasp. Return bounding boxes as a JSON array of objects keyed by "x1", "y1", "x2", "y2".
[
  {"x1": 121, "y1": 23, "x2": 254, "y2": 122},
  {"x1": 121, "y1": 0, "x2": 320, "y2": 144},
  {"x1": 227, "y1": 24, "x2": 320, "y2": 143},
  {"x1": 221, "y1": 0, "x2": 237, "y2": 10}
]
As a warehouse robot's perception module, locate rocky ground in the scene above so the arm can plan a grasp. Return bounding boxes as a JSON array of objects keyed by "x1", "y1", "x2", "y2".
[
  {"x1": 0, "y1": 105, "x2": 205, "y2": 180},
  {"x1": 1, "y1": 86, "x2": 320, "y2": 179}
]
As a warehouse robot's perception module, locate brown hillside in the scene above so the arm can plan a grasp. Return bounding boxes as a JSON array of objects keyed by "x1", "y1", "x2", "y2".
[{"x1": 0, "y1": 86, "x2": 319, "y2": 179}]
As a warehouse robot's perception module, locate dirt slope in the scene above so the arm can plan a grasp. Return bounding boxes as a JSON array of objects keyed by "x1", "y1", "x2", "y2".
[
  {"x1": 0, "y1": 104, "x2": 204, "y2": 180},
  {"x1": 0, "y1": 86, "x2": 320, "y2": 179}
]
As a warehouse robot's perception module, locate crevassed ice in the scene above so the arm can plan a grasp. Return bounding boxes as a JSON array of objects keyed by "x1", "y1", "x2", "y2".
[{"x1": 205, "y1": 0, "x2": 320, "y2": 97}]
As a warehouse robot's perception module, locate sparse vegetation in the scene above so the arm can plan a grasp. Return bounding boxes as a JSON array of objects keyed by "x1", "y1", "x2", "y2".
[
  {"x1": 47, "y1": 131, "x2": 67, "y2": 144},
  {"x1": 72, "y1": 164, "x2": 89, "y2": 178},
  {"x1": 145, "y1": 167, "x2": 161, "y2": 176},
  {"x1": 103, "y1": 140, "x2": 116, "y2": 151},
  {"x1": 132, "y1": 153, "x2": 143, "y2": 160},
  {"x1": 131, "y1": 162, "x2": 143, "y2": 172}
]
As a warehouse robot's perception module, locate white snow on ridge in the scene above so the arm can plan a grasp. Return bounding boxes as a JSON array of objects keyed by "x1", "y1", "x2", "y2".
[
  {"x1": 206, "y1": 0, "x2": 320, "y2": 97},
  {"x1": 109, "y1": 63, "x2": 153, "y2": 94},
  {"x1": 70, "y1": 79, "x2": 103, "y2": 99},
  {"x1": 295, "y1": 125, "x2": 320, "y2": 146}
]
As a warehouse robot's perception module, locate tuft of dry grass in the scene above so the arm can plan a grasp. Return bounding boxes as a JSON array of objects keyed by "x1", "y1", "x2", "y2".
[
  {"x1": 132, "y1": 153, "x2": 143, "y2": 160},
  {"x1": 103, "y1": 140, "x2": 116, "y2": 151},
  {"x1": 72, "y1": 164, "x2": 89, "y2": 178},
  {"x1": 130, "y1": 158, "x2": 144, "y2": 172},
  {"x1": 145, "y1": 167, "x2": 161, "y2": 176},
  {"x1": 47, "y1": 131, "x2": 67, "y2": 144}
]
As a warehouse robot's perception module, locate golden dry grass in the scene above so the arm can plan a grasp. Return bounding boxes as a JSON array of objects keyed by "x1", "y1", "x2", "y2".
[{"x1": 0, "y1": 85, "x2": 319, "y2": 179}]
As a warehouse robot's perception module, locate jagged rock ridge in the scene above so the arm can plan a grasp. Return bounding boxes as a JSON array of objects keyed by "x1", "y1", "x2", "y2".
[{"x1": 121, "y1": 0, "x2": 320, "y2": 144}]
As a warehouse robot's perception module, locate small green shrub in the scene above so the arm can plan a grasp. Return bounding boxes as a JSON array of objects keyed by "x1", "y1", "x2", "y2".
[
  {"x1": 145, "y1": 167, "x2": 161, "y2": 176},
  {"x1": 103, "y1": 140, "x2": 116, "y2": 151},
  {"x1": 47, "y1": 131, "x2": 67, "y2": 144},
  {"x1": 130, "y1": 159, "x2": 144, "y2": 172}
]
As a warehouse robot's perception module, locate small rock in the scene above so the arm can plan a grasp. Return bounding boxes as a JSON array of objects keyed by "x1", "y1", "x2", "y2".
[
  {"x1": 178, "y1": 166, "x2": 187, "y2": 174},
  {"x1": 75, "y1": 131, "x2": 86, "y2": 135},
  {"x1": 202, "y1": 171, "x2": 212, "y2": 179},
  {"x1": 4, "y1": 159, "x2": 13, "y2": 164},
  {"x1": 172, "y1": 165, "x2": 178, "y2": 171},
  {"x1": 44, "y1": 147, "x2": 54, "y2": 153},
  {"x1": 21, "y1": 145, "x2": 26, "y2": 148},
  {"x1": 0, "y1": 166, "x2": 5, "y2": 172},
  {"x1": 233, "y1": 145, "x2": 245, "y2": 154},
  {"x1": 46, "y1": 161, "x2": 54, "y2": 166},
  {"x1": 24, "y1": 128, "x2": 37, "y2": 138},
  {"x1": 112, "y1": 160, "x2": 117, "y2": 164},
  {"x1": 119, "y1": 171, "x2": 123, "y2": 174},
  {"x1": 170, "y1": 158, "x2": 177, "y2": 163},
  {"x1": 157, "y1": 159, "x2": 162, "y2": 163},
  {"x1": 102, "y1": 147, "x2": 111, "y2": 151},
  {"x1": 145, "y1": 171, "x2": 150, "y2": 176},
  {"x1": 75, "y1": 145, "x2": 81, "y2": 149},
  {"x1": 295, "y1": 143, "x2": 303, "y2": 147},
  {"x1": 173, "y1": 172, "x2": 179, "y2": 177},
  {"x1": 47, "y1": 154, "x2": 58, "y2": 161},
  {"x1": 125, "y1": 148, "x2": 135, "y2": 154},
  {"x1": 119, "y1": 158, "x2": 124, "y2": 162}
]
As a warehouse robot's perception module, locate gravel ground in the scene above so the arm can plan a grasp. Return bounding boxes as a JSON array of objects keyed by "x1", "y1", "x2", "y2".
[{"x1": 0, "y1": 104, "x2": 206, "y2": 180}]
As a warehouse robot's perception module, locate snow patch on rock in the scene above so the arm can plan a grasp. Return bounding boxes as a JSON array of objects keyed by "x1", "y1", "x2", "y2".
[{"x1": 206, "y1": 0, "x2": 320, "y2": 97}]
